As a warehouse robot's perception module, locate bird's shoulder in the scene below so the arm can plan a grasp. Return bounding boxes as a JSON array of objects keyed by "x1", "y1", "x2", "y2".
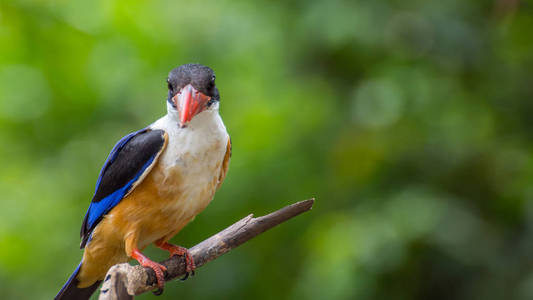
[
  {"x1": 91, "y1": 128, "x2": 168, "y2": 202},
  {"x1": 80, "y1": 128, "x2": 168, "y2": 248}
]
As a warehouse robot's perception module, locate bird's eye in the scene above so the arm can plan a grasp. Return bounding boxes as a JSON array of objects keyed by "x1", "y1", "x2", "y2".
[
  {"x1": 208, "y1": 80, "x2": 215, "y2": 89},
  {"x1": 167, "y1": 79, "x2": 172, "y2": 90}
]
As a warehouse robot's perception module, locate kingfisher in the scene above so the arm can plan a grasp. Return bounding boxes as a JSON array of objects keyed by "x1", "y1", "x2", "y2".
[{"x1": 55, "y1": 64, "x2": 231, "y2": 299}]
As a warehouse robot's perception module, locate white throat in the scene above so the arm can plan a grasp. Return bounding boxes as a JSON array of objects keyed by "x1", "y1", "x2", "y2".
[{"x1": 151, "y1": 98, "x2": 228, "y2": 190}]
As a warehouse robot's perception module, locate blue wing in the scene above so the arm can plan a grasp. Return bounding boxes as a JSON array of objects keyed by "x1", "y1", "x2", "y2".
[{"x1": 79, "y1": 128, "x2": 167, "y2": 248}]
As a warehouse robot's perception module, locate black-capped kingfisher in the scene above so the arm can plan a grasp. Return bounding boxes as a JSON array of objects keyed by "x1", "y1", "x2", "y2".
[{"x1": 55, "y1": 64, "x2": 231, "y2": 299}]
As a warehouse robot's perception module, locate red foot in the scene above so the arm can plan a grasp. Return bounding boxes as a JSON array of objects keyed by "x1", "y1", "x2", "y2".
[
  {"x1": 131, "y1": 248, "x2": 167, "y2": 293},
  {"x1": 156, "y1": 241, "x2": 196, "y2": 277}
]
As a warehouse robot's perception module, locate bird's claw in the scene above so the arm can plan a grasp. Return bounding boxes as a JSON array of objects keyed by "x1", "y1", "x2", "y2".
[
  {"x1": 152, "y1": 287, "x2": 164, "y2": 296},
  {"x1": 131, "y1": 248, "x2": 167, "y2": 295},
  {"x1": 183, "y1": 250, "x2": 196, "y2": 275},
  {"x1": 139, "y1": 261, "x2": 166, "y2": 294},
  {"x1": 180, "y1": 269, "x2": 195, "y2": 281},
  {"x1": 144, "y1": 262, "x2": 166, "y2": 295},
  {"x1": 156, "y1": 243, "x2": 197, "y2": 278},
  {"x1": 180, "y1": 272, "x2": 189, "y2": 281}
]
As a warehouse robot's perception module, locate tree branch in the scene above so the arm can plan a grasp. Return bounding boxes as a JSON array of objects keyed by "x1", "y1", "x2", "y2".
[{"x1": 98, "y1": 199, "x2": 315, "y2": 300}]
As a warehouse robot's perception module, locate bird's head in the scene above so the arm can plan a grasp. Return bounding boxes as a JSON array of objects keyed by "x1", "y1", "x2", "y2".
[{"x1": 166, "y1": 64, "x2": 219, "y2": 128}]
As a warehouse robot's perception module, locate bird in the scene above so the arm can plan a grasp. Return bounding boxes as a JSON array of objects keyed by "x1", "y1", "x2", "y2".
[{"x1": 55, "y1": 64, "x2": 231, "y2": 300}]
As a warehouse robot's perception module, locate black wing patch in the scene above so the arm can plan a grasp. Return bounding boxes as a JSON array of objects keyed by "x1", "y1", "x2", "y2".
[{"x1": 79, "y1": 128, "x2": 167, "y2": 248}]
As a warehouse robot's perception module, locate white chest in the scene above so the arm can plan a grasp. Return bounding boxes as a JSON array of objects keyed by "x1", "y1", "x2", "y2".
[{"x1": 149, "y1": 110, "x2": 229, "y2": 218}]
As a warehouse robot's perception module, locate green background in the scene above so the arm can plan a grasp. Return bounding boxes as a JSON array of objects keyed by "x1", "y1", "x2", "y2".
[{"x1": 1, "y1": 0, "x2": 533, "y2": 299}]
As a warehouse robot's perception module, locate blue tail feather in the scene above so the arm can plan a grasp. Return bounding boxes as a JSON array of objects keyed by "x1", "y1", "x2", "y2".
[{"x1": 55, "y1": 262, "x2": 101, "y2": 300}]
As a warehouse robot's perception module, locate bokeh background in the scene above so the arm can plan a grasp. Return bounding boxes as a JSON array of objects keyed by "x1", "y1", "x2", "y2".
[{"x1": 1, "y1": 0, "x2": 533, "y2": 299}]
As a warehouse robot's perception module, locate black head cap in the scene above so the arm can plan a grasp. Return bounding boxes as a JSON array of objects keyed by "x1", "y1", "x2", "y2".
[{"x1": 167, "y1": 64, "x2": 219, "y2": 101}]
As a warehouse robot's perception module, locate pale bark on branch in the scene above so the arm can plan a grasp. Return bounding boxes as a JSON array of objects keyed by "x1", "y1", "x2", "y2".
[{"x1": 98, "y1": 199, "x2": 315, "y2": 300}]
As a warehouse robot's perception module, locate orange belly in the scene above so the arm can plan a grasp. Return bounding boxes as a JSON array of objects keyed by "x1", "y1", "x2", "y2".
[{"x1": 77, "y1": 163, "x2": 219, "y2": 287}]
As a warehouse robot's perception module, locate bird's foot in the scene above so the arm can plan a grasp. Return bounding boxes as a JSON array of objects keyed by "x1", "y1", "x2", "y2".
[
  {"x1": 156, "y1": 241, "x2": 196, "y2": 280},
  {"x1": 131, "y1": 248, "x2": 167, "y2": 295}
]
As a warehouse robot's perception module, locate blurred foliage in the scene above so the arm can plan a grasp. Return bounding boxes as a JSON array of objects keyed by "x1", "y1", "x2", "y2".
[{"x1": 1, "y1": 0, "x2": 533, "y2": 299}]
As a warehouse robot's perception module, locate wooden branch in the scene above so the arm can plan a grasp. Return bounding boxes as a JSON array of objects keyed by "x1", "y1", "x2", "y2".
[{"x1": 99, "y1": 199, "x2": 315, "y2": 300}]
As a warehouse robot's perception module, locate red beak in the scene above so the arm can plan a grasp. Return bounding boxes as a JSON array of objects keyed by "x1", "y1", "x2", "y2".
[{"x1": 172, "y1": 84, "x2": 211, "y2": 128}]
